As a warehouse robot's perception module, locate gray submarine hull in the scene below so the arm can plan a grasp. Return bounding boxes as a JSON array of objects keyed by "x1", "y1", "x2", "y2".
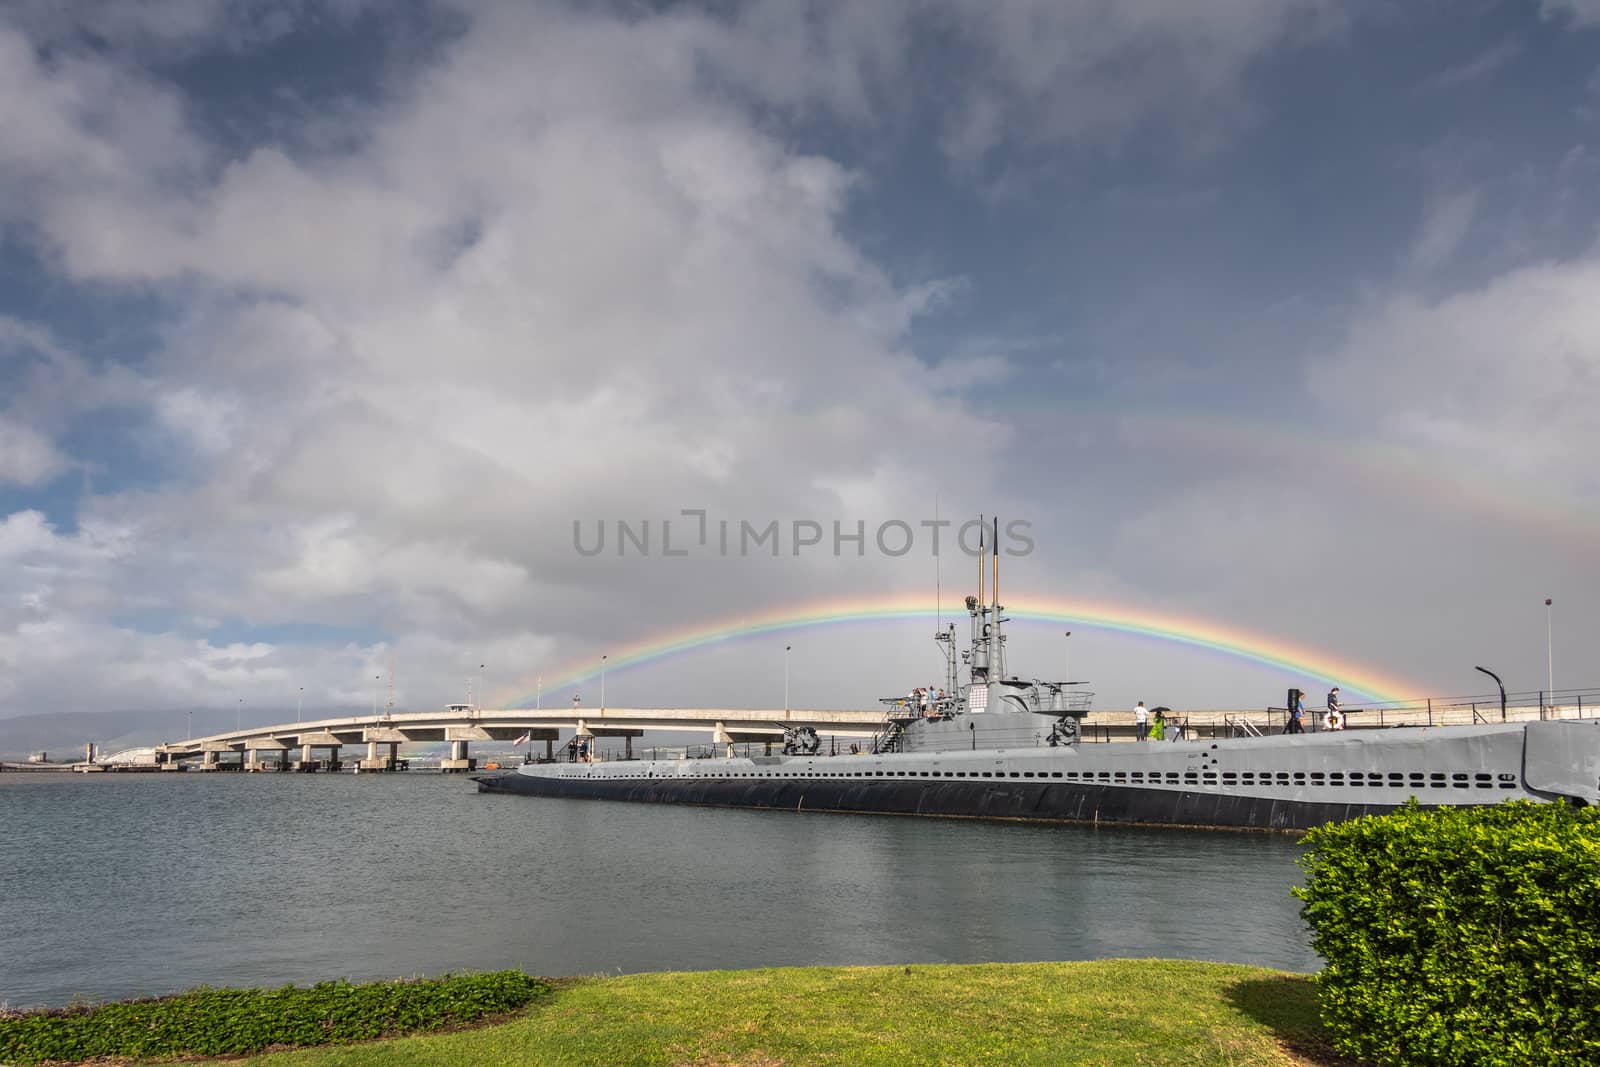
[{"x1": 476, "y1": 718, "x2": 1600, "y2": 832}]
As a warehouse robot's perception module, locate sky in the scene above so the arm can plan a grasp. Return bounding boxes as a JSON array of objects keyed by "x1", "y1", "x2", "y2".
[{"x1": 2, "y1": 0, "x2": 1599, "y2": 726}]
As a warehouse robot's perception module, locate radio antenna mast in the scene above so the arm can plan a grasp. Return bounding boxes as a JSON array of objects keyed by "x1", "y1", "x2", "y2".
[
  {"x1": 934, "y1": 494, "x2": 941, "y2": 634},
  {"x1": 386, "y1": 654, "x2": 396, "y2": 721}
]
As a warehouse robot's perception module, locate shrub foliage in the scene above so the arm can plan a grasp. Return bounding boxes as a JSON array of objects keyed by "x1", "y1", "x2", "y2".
[
  {"x1": 0, "y1": 969, "x2": 548, "y2": 1064},
  {"x1": 1295, "y1": 801, "x2": 1600, "y2": 1067}
]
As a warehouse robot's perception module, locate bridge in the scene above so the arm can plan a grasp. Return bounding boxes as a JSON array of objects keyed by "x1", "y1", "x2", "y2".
[{"x1": 152, "y1": 705, "x2": 891, "y2": 772}]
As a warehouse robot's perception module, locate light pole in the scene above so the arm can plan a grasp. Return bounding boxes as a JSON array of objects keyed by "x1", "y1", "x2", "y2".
[
  {"x1": 600, "y1": 655, "x2": 607, "y2": 710},
  {"x1": 297, "y1": 686, "x2": 303, "y2": 723},
  {"x1": 1475, "y1": 666, "x2": 1508, "y2": 722},
  {"x1": 373, "y1": 675, "x2": 380, "y2": 719},
  {"x1": 236, "y1": 697, "x2": 242, "y2": 732},
  {"x1": 785, "y1": 645, "x2": 791, "y2": 711},
  {"x1": 1545, "y1": 598, "x2": 1554, "y2": 711},
  {"x1": 478, "y1": 663, "x2": 485, "y2": 712},
  {"x1": 1063, "y1": 631, "x2": 1072, "y2": 687}
]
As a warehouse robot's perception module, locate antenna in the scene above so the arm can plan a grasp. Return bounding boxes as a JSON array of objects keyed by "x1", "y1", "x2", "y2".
[
  {"x1": 978, "y1": 513, "x2": 985, "y2": 605},
  {"x1": 934, "y1": 494, "x2": 941, "y2": 635},
  {"x1": 386, "y1": 654, "x2": 396, "y2": 720}
]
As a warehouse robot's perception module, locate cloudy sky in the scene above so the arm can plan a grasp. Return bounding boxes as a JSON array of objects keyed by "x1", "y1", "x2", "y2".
[{"x1": 2, "y1": 0, "x2": 1598, "y2": 726}]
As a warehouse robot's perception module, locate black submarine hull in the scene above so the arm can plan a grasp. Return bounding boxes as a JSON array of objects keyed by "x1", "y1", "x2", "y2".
[{"x1": 474, "y1": 769, "x2": 1404, "y2": 831}]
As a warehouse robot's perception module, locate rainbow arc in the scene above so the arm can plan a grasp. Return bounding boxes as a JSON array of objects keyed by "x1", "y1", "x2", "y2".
[{"x1": 495, "y1": 594, "x2": 1418, "y2": 707}]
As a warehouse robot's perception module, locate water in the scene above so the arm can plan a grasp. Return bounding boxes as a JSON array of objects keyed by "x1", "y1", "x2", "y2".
[{"x1": 0, "y1": 773, "x2": 1318, "y2": 1008}]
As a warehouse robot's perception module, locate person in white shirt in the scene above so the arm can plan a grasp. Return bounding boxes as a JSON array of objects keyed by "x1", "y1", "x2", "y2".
[{"x1": 1134, "y1": 701, "x2": 1149, "y2": 740}]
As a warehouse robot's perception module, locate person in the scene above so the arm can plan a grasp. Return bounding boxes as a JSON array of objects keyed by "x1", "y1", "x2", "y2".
[
  {"x1": 1148, "y1": 708, "x2": 1166, "y2": 742},
  {"x1": 1285, "y1": 700, "x2": 1304, "y2": 734},
  {"x1": 1134, "y1": 701, "x2": 1149, "y2": 741},
  {"x1": 1326, "y1": 687, "x2": 1342, "y2": 729},
  {"x1": 1295, "y1": 690, "x2": 1308, "y2": 731}
]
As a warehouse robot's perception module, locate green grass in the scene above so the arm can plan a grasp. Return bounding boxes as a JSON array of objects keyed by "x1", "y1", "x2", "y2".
[{"x1": 226, "y1": 960, "x2": 1344, "y2": 1067}]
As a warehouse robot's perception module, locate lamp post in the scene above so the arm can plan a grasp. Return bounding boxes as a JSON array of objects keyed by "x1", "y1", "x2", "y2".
[
  {"x1": 600, "y1": 655, "x2": 607, "y2": 711},
  {"x1": 784, "y1": 645, "x2": 791, "y2": 712},
  {"x1": 373, "y1": 675, "x2": 380, "y2": 719},
  {"x1": 297, "y1": 686, "x2": 303, "y2": 723},
  {"x1": 1545, "y1": 598, "x2": 1554, "y2": 713},
  {"x1": 236, "y1": 697, "x2": 242, "y2": 732},
  {"x1": 478, "y1": 663, "x2": 485, "y2": 713},
  {"x1": 1063, "y1": 631, "x2": 1072, "y2": 686},
  {"x1": 1475, "y1": 666, "x2": 1507, "y2": 722}
]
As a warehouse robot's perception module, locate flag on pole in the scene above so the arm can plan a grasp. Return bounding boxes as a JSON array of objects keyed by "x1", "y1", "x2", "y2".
[{"x1": 513, "y1": 732, "x2": 531, "y2": 746}]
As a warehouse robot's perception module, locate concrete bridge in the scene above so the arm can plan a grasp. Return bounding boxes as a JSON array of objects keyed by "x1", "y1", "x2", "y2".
[{"x1": 152, "y1": 705, "x2": 891, "y2": 773}]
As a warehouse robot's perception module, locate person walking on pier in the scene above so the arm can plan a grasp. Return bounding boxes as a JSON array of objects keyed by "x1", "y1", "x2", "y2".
[
  {"x1": 1325, "y1": 688, "x2": 1343, "y2": 731},
  {"x1": 1134, "y1": 701, "x2": 1149, "y2": 740}
]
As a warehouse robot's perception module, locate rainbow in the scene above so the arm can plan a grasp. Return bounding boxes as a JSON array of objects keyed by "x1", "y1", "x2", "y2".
[{"x1": 495, "y1": 593, "x2": 1421, "y2": 707}]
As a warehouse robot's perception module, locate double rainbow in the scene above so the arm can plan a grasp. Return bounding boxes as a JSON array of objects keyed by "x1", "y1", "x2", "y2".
[{"x1": 496, "y1": 593, "x2": 1418, "y2": 707}]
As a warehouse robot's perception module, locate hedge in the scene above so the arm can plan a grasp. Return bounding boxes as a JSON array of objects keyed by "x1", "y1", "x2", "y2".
[
  {"x1": 1295, "y1": 800, "x2": 1600, "y2": 1067},
  {"x1": 0, "y1": 969, "x2": 548, "y2": 1064}
]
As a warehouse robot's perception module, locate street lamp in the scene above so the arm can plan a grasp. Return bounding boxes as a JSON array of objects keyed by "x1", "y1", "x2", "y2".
[
  {"x1": 1545, "y1": 598, "x2": 1554, "y2": 712},
  {"x1": 373, "y1": 675, "x2": 380, "y2": 719},
  {"x1": 1063, "y1": 631, "x2": 1072, "y2": 686},
  {"x1": 785, "y1": 645, "x2": 792, "y2": 711},
  {"x1": 600, "y1": 655, "x2": 607, "y2": 710},
  {"x1": 297, "y1": 686, "x2": 303, "y2": 723},
  {"x1": 236, "y1": 697, "x2": 242, "y2": 732},
  {"x1": 1475, "y1": 666, "x2": 1507, "y2": 722},
  {"x1": 478, "y1": 663, "x2": 485, "y2": 713}
]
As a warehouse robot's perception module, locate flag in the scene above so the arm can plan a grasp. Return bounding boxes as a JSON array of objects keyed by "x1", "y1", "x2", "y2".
[{"x1": 513, "y1": 732, "x2": 531, "y2": 746}]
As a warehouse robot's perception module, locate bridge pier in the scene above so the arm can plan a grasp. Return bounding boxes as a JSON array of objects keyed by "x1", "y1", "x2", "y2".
[
  {"x1": 442, "y1": 725, "x2": 490, "y2": 772},
  {"x1": 361, "y1": 728, "x2": 407, "y2": 771},
  {"x1": 441, "y1": 739, "x2": 476, "y2": 773},
  {"x1": 294, "y1": 731, "x2": 343, "y2": 771},
  {"x1": 246, "y1": 737, "x2": 291, "y2": 772}
]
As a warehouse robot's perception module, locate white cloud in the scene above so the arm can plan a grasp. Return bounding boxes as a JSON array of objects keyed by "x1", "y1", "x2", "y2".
[
  {"x1": 1408, "y1": 189, "x2": 1479, "y2": 274},
  {"x1": 0, "y1": 2, "x2": 1025, "y2": 716},
  {"x1": 1316, "y1": 256, "x2": 1600, "y2": 495},
  {"x1": 0, "y1": 419, "x2": 68, "y2": 486},
  {"x1": 931, "y1": 0, "x2": 1345, "y2": 168},
  {"x1": 1543, "y1": 0, "x2": 1600, "y2": 27}
]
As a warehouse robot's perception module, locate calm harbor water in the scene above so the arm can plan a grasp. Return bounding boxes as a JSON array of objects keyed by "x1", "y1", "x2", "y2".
[{"x1": 0, "y1": 772, "x2": 1318, "y2": 1008}]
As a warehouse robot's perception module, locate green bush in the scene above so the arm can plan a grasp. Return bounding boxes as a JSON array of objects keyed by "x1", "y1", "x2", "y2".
[
  {"x1": 0, "y1": 969, "x2": 548, "y2": 1064},
  {"x1": 1295, "y1": 800, "x2": 1600, "y2": 1067}
]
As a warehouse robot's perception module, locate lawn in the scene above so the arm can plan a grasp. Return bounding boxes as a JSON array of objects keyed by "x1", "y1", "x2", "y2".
[{"x1": 233, "y1": 959, "x2": 1343, "y2": 1067}]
